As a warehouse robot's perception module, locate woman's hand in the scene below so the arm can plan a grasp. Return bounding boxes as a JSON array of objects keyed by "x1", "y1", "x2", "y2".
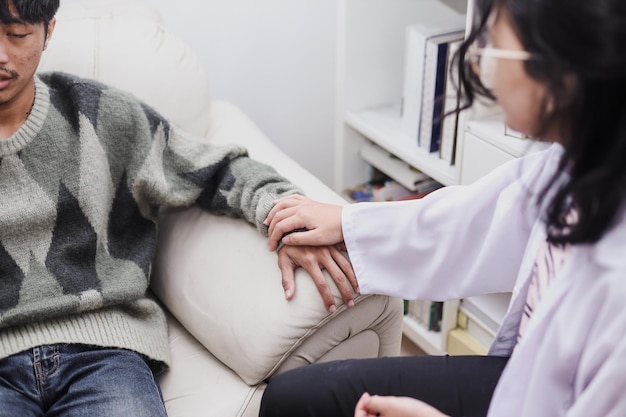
[
  {"x1": 277, "y1": 244, "x2": 358, "y2": 313},
  {"x1": 355, "y1": 393, "x2": 450, "y2": 417},
  {"x1": 266, "y1": 195, "x2": 344, "y2": 251}
]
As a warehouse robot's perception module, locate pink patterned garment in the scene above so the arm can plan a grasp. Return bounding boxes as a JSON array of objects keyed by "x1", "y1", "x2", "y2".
[{"x1": 517, "y1": 239, "x2": 571, "y2": 344}]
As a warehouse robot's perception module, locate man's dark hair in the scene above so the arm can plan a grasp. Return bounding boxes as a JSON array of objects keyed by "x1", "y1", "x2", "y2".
[{"x1": 0, "y1": 0, "x2": 60, "y2": 33}]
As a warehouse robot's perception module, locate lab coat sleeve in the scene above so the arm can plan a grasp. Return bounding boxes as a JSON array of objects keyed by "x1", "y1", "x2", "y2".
[{"x1": 342, "y1": 145, "x2": 560, "y2": 301}]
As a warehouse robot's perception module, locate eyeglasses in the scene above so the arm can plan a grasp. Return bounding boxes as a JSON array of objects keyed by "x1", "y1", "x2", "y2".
[
  {"x1": 468, "y1": 46, "x2": 533, "y2": 71},
  {"x1": 466, "y1": 34, "x2": 535, "y2": 87}
]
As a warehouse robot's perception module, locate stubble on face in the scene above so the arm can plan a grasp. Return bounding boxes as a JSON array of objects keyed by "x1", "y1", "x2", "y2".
[{"x1": 0, "y1": 26, "x2": 46, "y2": 108}]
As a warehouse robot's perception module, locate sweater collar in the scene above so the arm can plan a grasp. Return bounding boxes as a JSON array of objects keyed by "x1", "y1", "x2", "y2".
[{"x1": 0, "y1": 76, "x2": 50, "y2": 157}]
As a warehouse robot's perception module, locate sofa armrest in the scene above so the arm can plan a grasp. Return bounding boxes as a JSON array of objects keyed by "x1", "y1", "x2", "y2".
[
  {"x1": 150, "y1": 102, "x2": 403, "y2": 385},
  {"x1": 151, "y1": 209, "x2": 403, "y2": 385}
]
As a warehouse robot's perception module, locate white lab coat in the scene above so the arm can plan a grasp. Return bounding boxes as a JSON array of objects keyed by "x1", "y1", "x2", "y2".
[{"x1": 342, "y1": 144, "x2": 626, "y2": 417}]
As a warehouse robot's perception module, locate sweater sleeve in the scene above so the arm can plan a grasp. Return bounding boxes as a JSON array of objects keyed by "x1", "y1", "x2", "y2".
[{"x1": 127, "y1": 103, "x2": 302, "y2": 235}]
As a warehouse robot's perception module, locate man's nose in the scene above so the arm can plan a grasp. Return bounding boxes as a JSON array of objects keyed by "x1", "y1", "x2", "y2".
[{"x1": 0, "y1": 41, "x2": 9, "y2": 64}]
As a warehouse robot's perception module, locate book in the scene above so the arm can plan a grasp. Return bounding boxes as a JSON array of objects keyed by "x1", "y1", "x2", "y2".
[
  {"x1": 358, "y1": 141, "x2": 430, "y2": 192},
  {"x1": 460, "y1": 293, "x2": 511, "y2": 335},
  {"x1": 413, "y1": 178, "x2": 444, "y2": 194},
  {"x1": 418, "y1": 31, "x2": 464, "y2": 153},
  {"x1": 457, "y1": 293, "x2": 511, "y2": 349},
  {"x1": 428, "y1": 301, "x2": 444, "y2": 331},
  {"x1": 372, "y1": 181, "x2": 413, "y2": 202},
  {"x1": 406, "y1": 300, "x2": 443, "y2": 332},
  {"x1": 407, "y1": 300, "x2": 432, "y2": 327},
  {"x1": 457, "y1": 308, "x2": 495, "y2": 350},
  {"x1": 447, "y1": 328, "x2": 488, "y2": 355},
  {"x1": 401, "y1": 15, "x2": 466, "y2": 145},
  {"x1": 439, "y1": 39, "x2": 462, "y2": 164}
]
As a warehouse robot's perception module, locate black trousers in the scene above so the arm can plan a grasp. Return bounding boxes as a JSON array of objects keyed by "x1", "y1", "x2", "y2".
[{"x1": 259, "y1": 355, "x2": 509, "y2": 417}]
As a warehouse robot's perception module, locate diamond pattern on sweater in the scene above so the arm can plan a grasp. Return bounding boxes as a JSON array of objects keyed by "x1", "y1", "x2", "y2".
[
  {"x1": 71, "y1": 80, "x2": 103, "y2": 130},
  {"x1": 77, "y1": 112, "x2": 115, "y2": 249},
  {"x1": 48, "y1": 78, "x2": 80, "y2": 134},
  {"x1": 185, "y1": 165, "x2": 234, "y2": 212},
  {"x1": 45, "y1": 183, "x2": 101, "y2": 295},
  {"x1": 0, "y1": 156, "x2": 56, "y2": 274},
  {"x1": 48, "y1": 73, "x2": 105, "y2": 133},
  {"x1": 107, "y1": 172, "x2": 157, "y2": 279},
  {"x1": 0, "y1": 243, "x2": 24, "y2": 314},
  {"x1": 16, "y1": 255, "x2": 65, "y2": 310}
]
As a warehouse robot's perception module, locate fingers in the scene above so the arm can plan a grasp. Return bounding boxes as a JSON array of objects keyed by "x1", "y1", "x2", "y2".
[
  {"x1": 320, "y1": 246, "x2": 359, "y2": 306},
  {"x1": 307, "y1": 263, "x2": 337, "y2": 313},
  {"x1": 268, "y1": 213, "x2": 309, "y2": 251},
  {"x1": 267, "y1": 205, "x2": 309, "y2": 251},
  {"x1": 365, "y1": 396, "x2": 449, "y2": 417},
  {"x1": 267, "y1": 205, "x2": 299, "y2": 237},
  {"x1": 280, "y1": 247, "x2": 337, "y2": 312},
  {"x1": 331, "y1": 245, "x2": 359, "y2": 294},
  {"x1": 354, "y1": 392, "x2": 371, "y2": 417},
  {"x1": 265, "y1": 195, "x2": 307, "y2": 227},
  {"x1": 277, "y1": 256, "x2": 296, "y2": 301},
  {"x1": 280, "y1": 229, "x2": 326, "y2": 247},
  {"x1": 268, "y1": 220, "x2": 324, "y2": 251},
  {"x1": 265, "y1": 197, "x2": 345, "y2": 251},
  {"x1": 277, "y1": 246, "x2": 359, "y2": 313},
  {"x1": 320, "y1": 250, "x2": 355, "y2": 308}
]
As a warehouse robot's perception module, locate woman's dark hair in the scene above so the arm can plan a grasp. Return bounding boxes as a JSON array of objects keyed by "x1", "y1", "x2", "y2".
[
  {"x1": 454, "y1": 0, "x2": 626, "y2": 245},
  {"x1": 0, "y1": 0, "x2": 60, "y2": 35}
]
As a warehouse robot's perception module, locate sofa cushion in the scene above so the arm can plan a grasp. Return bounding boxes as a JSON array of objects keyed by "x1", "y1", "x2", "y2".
[{"x1": 159, "y1": 313, "x2": 264, "y2": 417}]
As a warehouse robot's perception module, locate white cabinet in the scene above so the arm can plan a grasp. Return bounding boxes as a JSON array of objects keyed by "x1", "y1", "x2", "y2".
[
  {"x1": 334, "y1": 0, "x2": 547, "y2": 354},
  {"x1": 461, "y1": 132, "x2": 515, "y2": 184},
  {"x1": 461, "y1": 120, "x2": 549, "y2": 184}
]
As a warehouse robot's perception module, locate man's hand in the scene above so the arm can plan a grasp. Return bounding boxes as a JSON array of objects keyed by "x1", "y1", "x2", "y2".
[
  {"x1": 277, "y1": 244, "x2": 358, "y2": 313},
  {"x1": 265, "y1": 195, "x2": 344, "y2": 251},
  {"x1": 354, "y1": 393, "x2": 450, "y2": 417}
]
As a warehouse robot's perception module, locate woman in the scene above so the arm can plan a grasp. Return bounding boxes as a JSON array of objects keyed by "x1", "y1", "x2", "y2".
[{"x1": 259, "y1": 0, "x2": 626, "y2": 416}]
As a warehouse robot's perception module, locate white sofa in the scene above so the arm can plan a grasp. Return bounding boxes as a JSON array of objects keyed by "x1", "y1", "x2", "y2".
[{"x1": 38, "y1": 1, "x2": 404, "y2": 416}]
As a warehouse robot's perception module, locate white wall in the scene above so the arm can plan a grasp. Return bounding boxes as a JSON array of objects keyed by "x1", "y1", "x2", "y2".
[{"x1": 146, "y1": 0, "x2": 338, "y2": 187}]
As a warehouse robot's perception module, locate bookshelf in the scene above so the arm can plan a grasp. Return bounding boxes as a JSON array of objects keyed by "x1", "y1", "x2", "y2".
[
  {"x1": 346, "y1": 105, "x2": 458, "y2": 186},
  {"x1": 450, "y1": 293, "x2": 510, "y2": 354},
  {"x1": 334, "y1": 0, "x2": 547, "y2": 354}
]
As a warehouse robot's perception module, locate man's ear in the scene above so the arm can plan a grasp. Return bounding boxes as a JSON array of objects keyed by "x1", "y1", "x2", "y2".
[{"x1": 43, "y1": 17, "x2": 56, "y2": 50}]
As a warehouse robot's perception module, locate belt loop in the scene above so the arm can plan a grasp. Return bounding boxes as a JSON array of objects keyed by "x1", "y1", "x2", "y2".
[{"x1": 32, "y1": 346, "x2": 41, "y2": 363}]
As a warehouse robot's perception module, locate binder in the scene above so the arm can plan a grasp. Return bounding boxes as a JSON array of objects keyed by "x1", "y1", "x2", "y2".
[
  {"x1": 418, "y1": 31, "x2": 464, "y2": 152},
  {"x1": 439, "y1": 39, "x2": 463, "y2": 164},
  {"x1": 401, "y1": 16, "x2": 466, "y2": 147}
]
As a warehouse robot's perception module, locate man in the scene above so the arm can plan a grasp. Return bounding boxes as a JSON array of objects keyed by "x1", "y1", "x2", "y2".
[{"x1": 0, "y1": 0, "x2": 356, "y2": 415}]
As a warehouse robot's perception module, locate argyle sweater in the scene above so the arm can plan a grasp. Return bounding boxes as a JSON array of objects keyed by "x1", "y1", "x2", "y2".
[{"x1": 0, "y1": 72, "x2": 301, "y2": 369}]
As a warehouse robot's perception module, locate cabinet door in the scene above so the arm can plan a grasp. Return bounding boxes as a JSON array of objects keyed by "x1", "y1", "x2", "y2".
[{"x1": 460, "y1": 132, "x2": 514, "y2": 185}]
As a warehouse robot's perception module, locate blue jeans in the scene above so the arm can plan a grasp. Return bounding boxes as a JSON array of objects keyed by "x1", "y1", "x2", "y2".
[{"x1": 0, "y1": 344, "x2": 168, "y2": 417}]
